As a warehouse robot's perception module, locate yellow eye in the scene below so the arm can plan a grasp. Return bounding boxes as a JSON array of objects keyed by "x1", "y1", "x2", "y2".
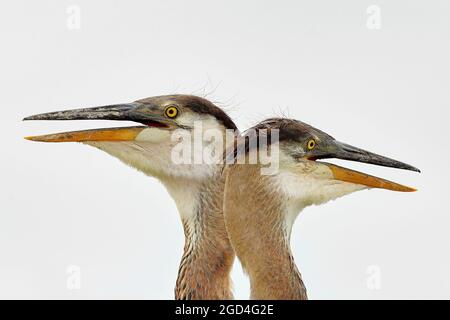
[
  {"x1": 307, "y1": 139, "x2": 316, "y2": 150},
  {"x1": 164, "y1": 106, "x2": 179, "y2": 118}
]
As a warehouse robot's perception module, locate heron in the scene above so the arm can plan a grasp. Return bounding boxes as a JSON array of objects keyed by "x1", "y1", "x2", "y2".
[
  {"x1": 24, "y1": 94, "x2": 238, "y2": 300},
  {"x1": 223, "y1": 118, "x2": 420, "y2": 300}
]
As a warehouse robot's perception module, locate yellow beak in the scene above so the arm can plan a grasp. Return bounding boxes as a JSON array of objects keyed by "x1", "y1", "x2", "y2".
[
  {"x1": 326, "y1": 163, "x2": 417, "y2": 192},
  {"x1": 25, "y1": 126, "x2": 145, "y2": 143}
]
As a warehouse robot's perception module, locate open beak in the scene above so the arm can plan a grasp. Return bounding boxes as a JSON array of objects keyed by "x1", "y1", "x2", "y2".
[
  {"x1": 311, "y1": 140, "x2": 420, "y2": 192},
  {"x1": 23, "y1": 103, "x2": 171, "y2": 142}
]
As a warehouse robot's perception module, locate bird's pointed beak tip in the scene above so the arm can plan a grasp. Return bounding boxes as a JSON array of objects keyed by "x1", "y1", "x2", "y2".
[
  {"x1": 23, "y1": 114, "x2": 41, "y2": 121},
  {"x1": 24, "y1": 135, "x2": 49, "y2": 142},
  {"x1": 396, "y1": 185, "x2": 418, "y2": 192},
  {"x1": 403, "y1": 164, "x2": 421, "y2": 173},
  {"x1": 368, "y1": 185, "x2": 417, "y2": 193}
]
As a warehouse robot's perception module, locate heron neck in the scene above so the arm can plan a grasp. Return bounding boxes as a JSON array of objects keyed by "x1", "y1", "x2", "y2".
[
  {"x1": 171, "y1": 173, "x2": 235, "y2": 300},
  {"x1": 224, "y1": 165, "x2": 308, "y2": 300}
]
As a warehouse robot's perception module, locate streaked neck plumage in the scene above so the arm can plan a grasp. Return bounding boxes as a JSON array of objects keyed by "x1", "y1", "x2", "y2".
[
  {"x1": 224, "y1": 157, "x2": 365, "y2": 299},
  {"x1": 86, "y1": 122, "x2": 236, "y2": 299},
  {"x1": 224, "y1": 164, "x2": 308, "y2": 299},
  {"x1": 171, "y1": 172, "x2": 234, "y2": 299}
]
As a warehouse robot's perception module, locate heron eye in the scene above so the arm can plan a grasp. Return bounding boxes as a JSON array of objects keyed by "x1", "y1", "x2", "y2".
[
  {"x1": 164, "y1": 106, "x2": 179, "y2": 118},
  {"x1": 307, "y1": 139, "x2": 316, "y2": 150}
]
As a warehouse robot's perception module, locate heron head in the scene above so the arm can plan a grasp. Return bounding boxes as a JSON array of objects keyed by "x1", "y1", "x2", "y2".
[
  {"x1": 24, "y1": 95, "x2": 238, "y2": 180},
  {"x1": 232, "y1": 118, "x2": 419, "y2": 211}
]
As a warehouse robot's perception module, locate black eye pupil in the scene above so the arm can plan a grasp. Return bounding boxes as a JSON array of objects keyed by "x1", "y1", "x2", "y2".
[{"x1": 166, "y1": 107, "x2": 177, "y2": 117}]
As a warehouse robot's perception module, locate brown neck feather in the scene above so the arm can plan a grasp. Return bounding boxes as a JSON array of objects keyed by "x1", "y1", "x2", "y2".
[
  {"x1": 175, "y1": 174, "x2": 235, "y2": 300},
  {"x1": 224, "y1": 165, "x2": 307, "y2": 300}
]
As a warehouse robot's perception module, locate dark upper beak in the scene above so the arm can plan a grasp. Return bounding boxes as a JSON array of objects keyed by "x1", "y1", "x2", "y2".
[
  {"x1": 23, "y1": 103, "x2": 163, "y2": 122},
  {"x1": 311, "y1": 140, "x2": 420, "y2": 173}
]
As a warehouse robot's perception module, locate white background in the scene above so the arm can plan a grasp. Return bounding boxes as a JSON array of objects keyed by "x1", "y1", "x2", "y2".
[{"x1": 1, "y1": 0, "x2": 449, "y2": 299}]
